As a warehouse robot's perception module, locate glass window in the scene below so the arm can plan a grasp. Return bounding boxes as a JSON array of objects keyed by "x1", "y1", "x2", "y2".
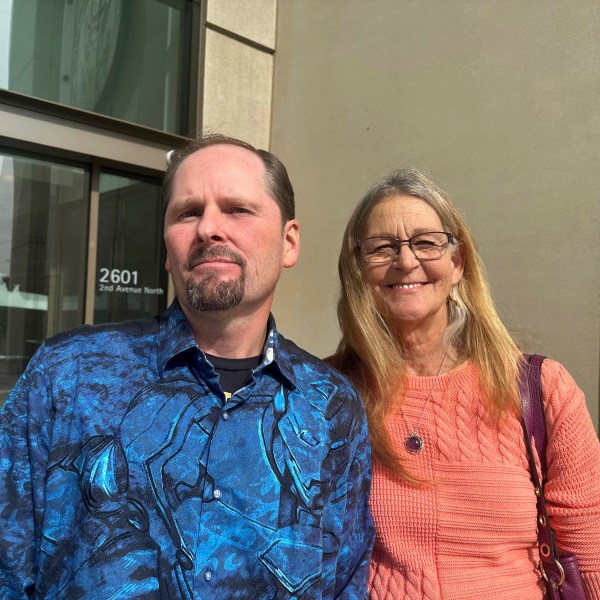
[
  {"x1": 0, "y1": 0, "x2": 194, "y2": 134},
  {"x1": 0, "y1": 151, "x2": 89, "y2": 400},
  {"x1": 94, "y1": 171, "x2": 167, "y2": 324}
]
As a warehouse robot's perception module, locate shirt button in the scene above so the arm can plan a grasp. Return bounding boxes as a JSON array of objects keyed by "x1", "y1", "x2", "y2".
[
  {"x1": 222, "y1": 411, "x2": 229, "y2": 421},
  {"x1": 204, "y1": 570, "x2": 212, "y2": 581},
  {"x1": 213, "y1": 489, "x2": 221, "y2": 499}
]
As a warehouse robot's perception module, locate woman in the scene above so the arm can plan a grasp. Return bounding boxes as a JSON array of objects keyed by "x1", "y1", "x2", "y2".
[{"x1": 328, "y1": 167, "x2": 600, "y2": 599}]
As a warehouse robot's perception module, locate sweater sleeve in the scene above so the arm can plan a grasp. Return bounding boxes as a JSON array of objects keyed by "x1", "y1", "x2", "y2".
[{"x1": 541, "y1": 358, "x2": 600, "y2": 599}]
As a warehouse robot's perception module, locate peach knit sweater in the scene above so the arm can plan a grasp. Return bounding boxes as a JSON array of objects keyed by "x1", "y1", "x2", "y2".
[{"x1": 369, "y1": 359, "x2": 600, "y2": 600}]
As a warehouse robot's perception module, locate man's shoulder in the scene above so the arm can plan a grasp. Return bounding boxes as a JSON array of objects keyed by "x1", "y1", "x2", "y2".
[
  {"x1": 276, "y1": 334, "x2": 358, "y2": 394},
  {"x1": 11, "y1": 316, "x2": 164, "y2": 404},
  {"x1": 275, "y1": 335, "x2": 368, "y2": 443},
  {"x1": 44, "y1": 316, "x2": 161, "y2": 354}
]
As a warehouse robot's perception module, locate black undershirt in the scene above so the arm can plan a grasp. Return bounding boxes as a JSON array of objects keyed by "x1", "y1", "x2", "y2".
[{"x1": 205, "y1": 353, "x2": 262, "y2": 399}]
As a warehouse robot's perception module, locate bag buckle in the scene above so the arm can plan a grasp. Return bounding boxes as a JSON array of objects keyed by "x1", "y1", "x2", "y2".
[{"x1": 540, "y1": 557, "x2": 566, "y2": 589}]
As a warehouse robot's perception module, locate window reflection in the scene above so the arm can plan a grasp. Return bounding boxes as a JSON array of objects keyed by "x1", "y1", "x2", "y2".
[{"x1": 1, "y1": 0, "x2": 193, "y2": 134}]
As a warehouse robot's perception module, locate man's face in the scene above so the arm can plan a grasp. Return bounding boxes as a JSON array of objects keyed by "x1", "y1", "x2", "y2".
[{"x1": 164, "y1": 144, "x2": 299, "y2": 318}]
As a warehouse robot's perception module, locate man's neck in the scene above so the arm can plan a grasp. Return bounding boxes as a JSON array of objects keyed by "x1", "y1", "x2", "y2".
[{"x1": 180, "y1": 302, "x2": 271, "y2": 359}]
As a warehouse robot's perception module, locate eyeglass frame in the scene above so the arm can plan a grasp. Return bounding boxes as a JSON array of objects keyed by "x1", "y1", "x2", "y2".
[{"x1": 357, "y1": 231, "x2": 458, "y2": 263}]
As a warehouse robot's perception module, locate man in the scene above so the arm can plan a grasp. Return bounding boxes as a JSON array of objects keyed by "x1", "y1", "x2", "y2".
[{"x1": 0, "y1": 134, "x2": 374, "y2": 599}]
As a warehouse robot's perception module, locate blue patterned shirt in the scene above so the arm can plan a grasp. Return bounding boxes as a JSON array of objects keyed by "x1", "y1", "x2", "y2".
[{"x1": 0, "y1": 301, "x2": 374, "y2": 599}]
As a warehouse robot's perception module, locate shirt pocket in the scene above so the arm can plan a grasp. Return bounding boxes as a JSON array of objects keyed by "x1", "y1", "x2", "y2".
[{"x1": 259, "y1": 523, "x2": 323, "y2": 597}]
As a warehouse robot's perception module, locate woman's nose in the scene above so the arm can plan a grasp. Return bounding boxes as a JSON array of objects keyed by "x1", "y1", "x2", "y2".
[{"x1": 391, "y1": 242, "x2": 419, "y2": 269}]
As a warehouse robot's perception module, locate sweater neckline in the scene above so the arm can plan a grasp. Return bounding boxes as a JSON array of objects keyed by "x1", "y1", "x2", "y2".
[{"x1": 401, "y1": 360, "x2": 476, "y2": 392}]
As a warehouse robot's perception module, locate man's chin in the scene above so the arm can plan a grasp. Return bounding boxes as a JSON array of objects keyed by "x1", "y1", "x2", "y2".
[
  {"x1": 188, "y1": 297, "x2": 242, "y2": 313},
  {"x1": 185, "y1": 278, "x2": 245, "y2": 312}
]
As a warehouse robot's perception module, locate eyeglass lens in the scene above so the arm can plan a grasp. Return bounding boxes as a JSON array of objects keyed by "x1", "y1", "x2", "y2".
[{"x1": 360, "y1": 232, "x2": 451, "y2": 263}]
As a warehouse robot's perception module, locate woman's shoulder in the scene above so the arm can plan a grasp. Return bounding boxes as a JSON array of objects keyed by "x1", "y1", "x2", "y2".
[
  {"x1": 538, "y1": 357, "x2": 593, "y2": 435},
  {"x1": 539, "y1": 357, "x2": 579, "y2": 399}
]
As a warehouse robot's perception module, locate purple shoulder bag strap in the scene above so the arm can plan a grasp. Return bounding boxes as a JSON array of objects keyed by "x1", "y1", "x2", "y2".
[{"x1": 520, "y1": 353, "x2": 587, "y2": 600}]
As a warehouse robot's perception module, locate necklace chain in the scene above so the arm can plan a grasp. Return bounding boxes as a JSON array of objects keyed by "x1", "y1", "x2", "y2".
[{"x1": 403, "y1": 353, "x2": 447, "y2": 454}]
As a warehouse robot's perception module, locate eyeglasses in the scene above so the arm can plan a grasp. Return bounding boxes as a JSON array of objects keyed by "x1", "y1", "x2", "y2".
[{"x1": 358, "y1": 231, "x2": 457, "y2": 263}]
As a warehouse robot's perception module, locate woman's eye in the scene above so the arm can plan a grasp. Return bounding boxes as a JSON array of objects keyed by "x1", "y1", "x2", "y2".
[
  {"x1": 363, "y1": 238, "x2": 395, "y2": 253},
  {"x1": 375, "y1": 244, "x2": 394, "y2": 252}
]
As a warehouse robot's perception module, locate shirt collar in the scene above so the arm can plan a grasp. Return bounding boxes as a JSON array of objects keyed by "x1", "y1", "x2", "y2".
[
  {"x1": 258, "y1": 314, "x2": 297, "y2": 390},
  {"x1": 157, "y1": 300, "x2": 297, "y2": 389},
  {"x1": 157, "y1": 299, "x2": 198, "y2": 375}
]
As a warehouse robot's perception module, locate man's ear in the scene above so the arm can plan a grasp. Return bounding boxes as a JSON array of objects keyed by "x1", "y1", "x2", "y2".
[{"x1": 282, "y1": 220, "x2": 300, "y2": 269}]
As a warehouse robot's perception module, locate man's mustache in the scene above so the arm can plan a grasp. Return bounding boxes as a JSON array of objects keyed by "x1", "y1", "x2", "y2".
[{"x1": 184, "y1": 245, "x2": 246, "y2": 271}]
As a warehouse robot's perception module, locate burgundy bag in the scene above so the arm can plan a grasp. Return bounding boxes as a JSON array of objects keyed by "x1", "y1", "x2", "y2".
[{"x1": 520, "y1": 354, "x2": 587, "y2": 600}]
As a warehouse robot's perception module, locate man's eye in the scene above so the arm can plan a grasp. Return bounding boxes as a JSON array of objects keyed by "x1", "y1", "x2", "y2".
[
  {"x1": 178, "y1": 210, "x2": 200, "y2": 220},
  {"x1": 230, "y1": 207, "x2": 251, "y2": 214}
]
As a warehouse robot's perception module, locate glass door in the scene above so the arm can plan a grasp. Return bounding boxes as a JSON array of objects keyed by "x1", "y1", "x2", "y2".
[
  {"x1": 0, "y1": 151, "x2": 89, "y2": 398},
  {"x1": 0, "y1": 155, "x2": 168, "y2": 404},
  {"x1": 93, "y1": 171, "x2": 167, "y2": 324}
]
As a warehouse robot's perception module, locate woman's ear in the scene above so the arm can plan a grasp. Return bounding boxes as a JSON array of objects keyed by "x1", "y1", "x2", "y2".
[{"x1": 451, "y1": 244, "x2": 465, "y2": 285}]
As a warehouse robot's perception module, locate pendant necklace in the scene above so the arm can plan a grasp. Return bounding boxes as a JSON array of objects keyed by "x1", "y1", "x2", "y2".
[{"x1": 403, "y1": 353, "x2": 447, "y2": 454}]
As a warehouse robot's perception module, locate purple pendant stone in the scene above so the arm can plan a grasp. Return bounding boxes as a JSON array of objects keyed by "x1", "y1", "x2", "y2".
[{"x1": 405, "y1": 433, "x2": 424, "y2": 454}]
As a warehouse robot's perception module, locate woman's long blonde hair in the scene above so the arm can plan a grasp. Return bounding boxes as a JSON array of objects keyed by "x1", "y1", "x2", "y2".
[{"x1": 328, "y1": 167, "x2": 522, "y2": 481}]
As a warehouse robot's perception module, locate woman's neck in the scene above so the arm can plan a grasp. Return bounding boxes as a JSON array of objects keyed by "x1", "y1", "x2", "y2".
[{"x1": 398, "y1": 336, "x2": 459, "y2": 376}]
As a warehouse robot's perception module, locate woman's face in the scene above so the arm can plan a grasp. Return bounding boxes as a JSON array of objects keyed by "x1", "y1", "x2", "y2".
[{"x1": 360, "y1": 195, "x2": 464, "y2": 335}]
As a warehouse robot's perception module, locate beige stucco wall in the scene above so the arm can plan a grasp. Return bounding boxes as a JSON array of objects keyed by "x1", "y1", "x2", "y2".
[
  {"x1": 206, "y1": 0, "x2": 277, "y2": 49},
  {"x1": 270, "y1": 1, "x2": 600, "y2": 428},
  {"x1": 201, "y1": 0, "x2": 276, "y2": 149}
]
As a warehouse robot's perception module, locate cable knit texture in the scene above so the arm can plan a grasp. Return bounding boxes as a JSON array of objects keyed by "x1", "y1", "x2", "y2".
[{"x1": 369, "y1": 359, "x2": 600, "y2": 600}]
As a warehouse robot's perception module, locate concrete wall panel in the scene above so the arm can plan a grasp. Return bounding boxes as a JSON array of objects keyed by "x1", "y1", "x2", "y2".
[
  {"x1": 202, "y1": 28, "x2": 272, "y2": 149},
  {"x1": 207, "y1": 0, "x2": 276, "y2": 49}
]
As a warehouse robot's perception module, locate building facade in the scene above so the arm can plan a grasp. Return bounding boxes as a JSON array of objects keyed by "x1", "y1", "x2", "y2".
[{"x1": 0, "y1": 0, "x2": 277, "y2": 400}]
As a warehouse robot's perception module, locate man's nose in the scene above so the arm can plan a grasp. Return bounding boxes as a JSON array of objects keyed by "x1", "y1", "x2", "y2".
[{"x1": 196, "y1": 206, "x2": 225, "y2": 242}]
